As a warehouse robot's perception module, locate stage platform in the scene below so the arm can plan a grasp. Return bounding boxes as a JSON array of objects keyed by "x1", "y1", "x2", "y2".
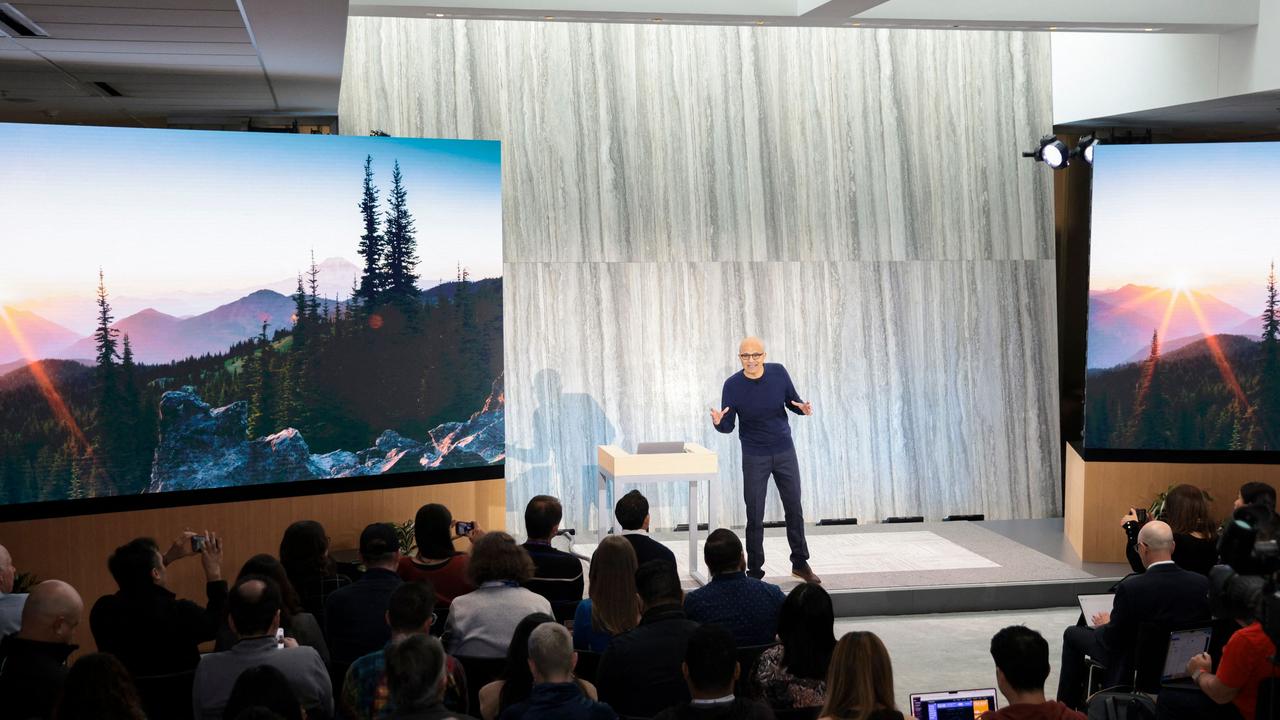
[{"x1": 570, "y1": 518, "x2": 1128, "y2": 618}]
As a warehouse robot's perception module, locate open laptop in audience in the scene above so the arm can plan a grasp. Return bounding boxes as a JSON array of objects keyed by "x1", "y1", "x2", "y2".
[
  {"x1": 1159, "y1": 627, "x2": 1213, "y2": 690},
  {"x1": 909, "y1": 688, "x2": 999, "y2": 720}
]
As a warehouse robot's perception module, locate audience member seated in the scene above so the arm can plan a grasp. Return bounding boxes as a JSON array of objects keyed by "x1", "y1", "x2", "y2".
[
  {"x1": 193, "y1": 576, "x2": 332, "y2": 720},
  {"x1": 52, "y1": 652, "x2": 146, "y2": 720},
  {"x1": 654, "y1": 624, "x2": 774, "y2": 720},
  {"x1": 446, "y1": 532, "x2": 551, "y2": 659},
  {"x1": 232, "y1": 708, "x2": 294, "y2": 720},
  {"x1": 216, "y1": 554, "x2": 329, "y2": 664},
  {"x1": 326, "y1": 523, "x2": 405, "y2": 667},
  {"x1": 481, "y1": 613, "x2": 601, "y2": 720},
  {"x1": 497, "y1": 623, "x2": 616, "y2": 720},
  {"x1": 0, "y1": 542, "x2": 28, "y2": 638},
  {"x1": 399, "y1": 504, "x2": 481, "y2": 608},
  {"x1": 980, "y1": 626, "x2": 1084, "y2": 720},
  {"x1": 384, "y1": 634, "x2": 480, "y2": 720},
  {"x1": 342, "y1": 580, "x2": 468, "y2": 719},
  {"x1": 0, "y1": 580, "x2": 83, "y2": 720},
  {"x1": 280, "y1": 520, "x2": 351, "y2": 628},
  {"x1": 1156, "y1": 510, "x2": 1280, "y2": 720},
  {"x1": 1235, "y1": 481, "x2": 1276, "y2": 511},
  {"x1": 615, "y1": 490, "x2": 677, "y2": 567},
  {"x1": 572, "y1": 536, "x2": 639, "y2": 653},
  {"x1": 1057, "y1": 520, "x2": 1210, "y2": 710},
  {"x1": 222, "y1": 666, "x2": 306, "y2": 720},
  {"x1": 754, "y1": 582, "x2": 835, "y2": 711},
  {"x1": 1121, "y1": 484, "x2": 1218, "y2": 576},
  {"x1": 596, "y1": 559, "x2": 699, "y2": 718},
  {"x1": 818, "y1": 631, "x2": 904, "y2": 720},
  {"x1": 520, "y1": 496, "x2": 584, "y2": 622},
  {"x1": 684, "y1": 529, "x2": 785, "y2": 647},
  {"x1": 91, "y1": 532, "x2": 226, "y2": 677}
]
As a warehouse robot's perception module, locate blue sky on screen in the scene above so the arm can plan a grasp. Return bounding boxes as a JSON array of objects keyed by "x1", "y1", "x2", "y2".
[
  {"x1": 0, "y1": 123, "x2": 501, "y2": 317},
  {"x1": 1090, "y1": 141, "x2": 1280, "y2": 311}
]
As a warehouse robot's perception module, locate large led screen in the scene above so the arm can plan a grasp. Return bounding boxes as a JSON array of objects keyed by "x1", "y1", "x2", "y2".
[
  {"x1": 1085, "y1": 142, "x2": 1280, "y2": 451},
  {"x1": 0, "y1": 124, "x2": 503, "y2": 512}
]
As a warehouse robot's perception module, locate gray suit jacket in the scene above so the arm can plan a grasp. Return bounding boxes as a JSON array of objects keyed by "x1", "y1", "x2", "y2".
[{"x1": 192, "y1": 636, "x2": 333, "y2": 720}]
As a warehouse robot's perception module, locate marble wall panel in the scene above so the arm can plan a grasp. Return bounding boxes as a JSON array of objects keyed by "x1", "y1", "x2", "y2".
[
  {"x1": 338, "y1": 17, "x2": 1060, "y2": 531},
  {"x1": 340, "y1": 19, "x2": 1053, "y2": 263},
  {"x1": 503, "y1": 260, "x2": 1061, "y2": 531}
]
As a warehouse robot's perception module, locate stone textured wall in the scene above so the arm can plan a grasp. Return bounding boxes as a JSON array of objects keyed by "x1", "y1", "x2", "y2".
[{"x1": 340, "y1": 18, "x2": 1059, "y2": 531}]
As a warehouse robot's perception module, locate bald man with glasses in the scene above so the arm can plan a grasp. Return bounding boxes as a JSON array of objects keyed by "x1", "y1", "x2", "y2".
[{"x1": 710, "y1": 337, "x2": 820, "y2": 584}]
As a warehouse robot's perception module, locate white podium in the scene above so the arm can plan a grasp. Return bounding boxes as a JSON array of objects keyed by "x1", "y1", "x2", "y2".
[{"x1": 596, "y1": 443, "x2": 719, "y2": 585}]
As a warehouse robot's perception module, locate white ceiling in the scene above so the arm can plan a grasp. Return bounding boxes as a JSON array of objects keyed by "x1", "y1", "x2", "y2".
[
  {"x1": 0, "y1": 0, "x2": 1264, "y2": 126},
  {"x1": 350, "y1": 0, "x2": 1258, "y2": 33},
  {"x1": 0, "y1": 0, "x2": 347, "y2": 125}
]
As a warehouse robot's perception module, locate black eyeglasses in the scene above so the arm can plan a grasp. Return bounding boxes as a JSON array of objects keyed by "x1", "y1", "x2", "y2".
[{"x1": 739, "y1": 353, "x2": 764, "y2": 360}]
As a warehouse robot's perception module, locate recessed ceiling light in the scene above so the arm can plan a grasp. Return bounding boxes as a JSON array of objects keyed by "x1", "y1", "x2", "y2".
[
  {"x1": 652, "y1": 16, "x2": 663, "y2": 22},
  {"x1": 1048, "y1": 26, "x2": 1058, "y2": 31},
  {"x1": 1144, "y1": 27, "x2": 1155, "y2": 31},
  {"x1": 755, "y1": 19, "x2": 766, "y2": 25},
  {"x1": 543, "y1": 15, "x2": 555, "y2": 20},
  {"x1": 851, "y1": 22, "x2": 862, "y2": 26},
  {"x1": 435, "y1": 13, "x2": 445, "y2": 17}
]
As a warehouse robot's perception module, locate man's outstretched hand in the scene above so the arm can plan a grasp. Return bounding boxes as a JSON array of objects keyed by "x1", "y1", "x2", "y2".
[
  {"x1": 710, "y1": 406, "x2": 730, "y2": 425},
  {"x1": 791, "y1": 400, "x2": 814, "y2": 416}
]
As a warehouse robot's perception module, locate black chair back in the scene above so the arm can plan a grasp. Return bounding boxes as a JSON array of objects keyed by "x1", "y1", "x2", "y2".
[
  {"x1": 735, "y1": 643, "x2": 777, "y2": 698},
  {"x1": 575, "y1": 650, "x2": 603, "y2": 685},
  {"x1": 134, "y1": 669, "x2": 196, "y2": 720},
  {"x1": 774, "y1": 707, "x2": 822, "y2": 720},
  {"x1": 1259, "y1": 676, "x2": 1280, "y2": 720},
  {"x1": 456, "y1": 655, "x2": 509, "y2": 717}
]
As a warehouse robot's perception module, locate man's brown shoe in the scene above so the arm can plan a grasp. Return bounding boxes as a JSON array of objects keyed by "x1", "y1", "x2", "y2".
[{"x1": 791, "y1": 565, "x2": 822, "y2": 584}]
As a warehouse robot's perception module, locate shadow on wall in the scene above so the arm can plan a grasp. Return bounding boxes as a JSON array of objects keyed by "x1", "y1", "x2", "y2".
[{"x1": 508, "y1": 368, "x2": 617, "y2": 533}]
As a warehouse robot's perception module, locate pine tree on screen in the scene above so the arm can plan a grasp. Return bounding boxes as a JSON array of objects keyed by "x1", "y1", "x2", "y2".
[
  {"x1": 356, "y1": 155, "x2": 383, "y2": 309},
  {"x1": 92, "y1": 268, "x2": 123, "y2": 495},
  {"x1": 1127, "y1": 330, "x2": 1171, "y2": 449},
  {"x1": 382, "y1": 160, "x2": 420, "y2": 313},
  {"x1": 1261, "y1": 261, "x2": 1280, "y2": 449},
  {"x1": 247, "y1": 321, "x2": 277, "y2": 439}
]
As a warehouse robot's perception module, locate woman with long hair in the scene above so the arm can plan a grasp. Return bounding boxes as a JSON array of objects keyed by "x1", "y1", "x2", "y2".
[
  {"x1": 754, "y1": 582, "x2": 836, "y2": 710},
  {"x1": 1121, "y1": 484, "x2": 1218, "y2": 575},
  {"x1": 819, "y1": 632, "x2": 903, "y2": 720},
  {"x1": 398, "y1": 503, "x2": 478, "y2": 608},
  {"x1": 53, "y1": 653, "x2": 146, "y2": 720},
  {"x1": 478, "y1": 612, "x2": 599, "y2": 720},
  {"x1": 215, "y1": 554, "x2": 329, "y2": 663},
  {"x1": 279, "y1": 520, "x2": 350, "y2": 625},
  {"x1": 572, "y1": 536, "x2": 639, "y2": 652}
]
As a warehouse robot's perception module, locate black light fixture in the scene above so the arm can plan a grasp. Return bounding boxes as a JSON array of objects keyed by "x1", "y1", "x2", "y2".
[
  {"x1": 1075, "y1": 134, "x2": 1099, "y2": 165},
  {"x1": 1023, "y1": 134, "x2": 1070, "y2": 170}
]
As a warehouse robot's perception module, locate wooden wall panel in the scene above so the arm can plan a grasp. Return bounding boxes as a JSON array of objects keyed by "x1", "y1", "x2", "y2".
[
  {"x1": 0, "y1": 479, "x2": 504, "y2": 654},
  {"x1": 1064, "y1": 444, "x2": 1278, "y2": 563}
]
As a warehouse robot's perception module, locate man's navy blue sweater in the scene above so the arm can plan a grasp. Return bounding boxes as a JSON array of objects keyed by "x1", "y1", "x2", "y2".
[{"x1": 714, "y1": 363, "x2": 805, "y2": 456}]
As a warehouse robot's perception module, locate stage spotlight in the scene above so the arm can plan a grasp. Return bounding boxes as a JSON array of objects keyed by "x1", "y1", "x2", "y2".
[
  {"x1": 1075, "y1": 134, "x2": 1099, "y2": 165},
  {"x1": 1022, "y1": 135, "x2": 1069, "y2": 170}
]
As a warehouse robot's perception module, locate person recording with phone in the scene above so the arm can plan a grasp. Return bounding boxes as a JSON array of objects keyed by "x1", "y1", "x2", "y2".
[
  {"x1": 1119, "y1": 484, "x2": 1219, "y2": 576},
  {"x1": 398, "y1": 503, "x2": 486, "y2": 612},
  {"x1": 90, "y1": 529, "x2": 226, "y2": 678}
]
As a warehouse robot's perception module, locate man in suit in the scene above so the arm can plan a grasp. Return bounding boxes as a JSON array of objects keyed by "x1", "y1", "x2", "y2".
[
  {"x1": 1056, "y1": 521, "x2": 1210, "y2": 709},
  {"x1": 521, "y1": 495, "x2": 584, "y2": 622},
  {"x1": 597, "y1": 560, "x2": 700, "y2": 718},
  {"x1": 615, "y1": 490, "x2": 677, "y2": 567}
]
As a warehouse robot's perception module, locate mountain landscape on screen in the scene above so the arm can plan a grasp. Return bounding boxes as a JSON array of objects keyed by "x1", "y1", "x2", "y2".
[
  {"x1": 1084, "y1": 274, "x2": 1280, "y2": 451},
  {"x1": 0, "y1": 126, "x2": 502, "y2": 506}
]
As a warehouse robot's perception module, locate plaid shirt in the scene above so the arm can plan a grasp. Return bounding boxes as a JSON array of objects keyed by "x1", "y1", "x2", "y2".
[{"x1": 340, "y1": 643, "x2": 467, "y2": 719}]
